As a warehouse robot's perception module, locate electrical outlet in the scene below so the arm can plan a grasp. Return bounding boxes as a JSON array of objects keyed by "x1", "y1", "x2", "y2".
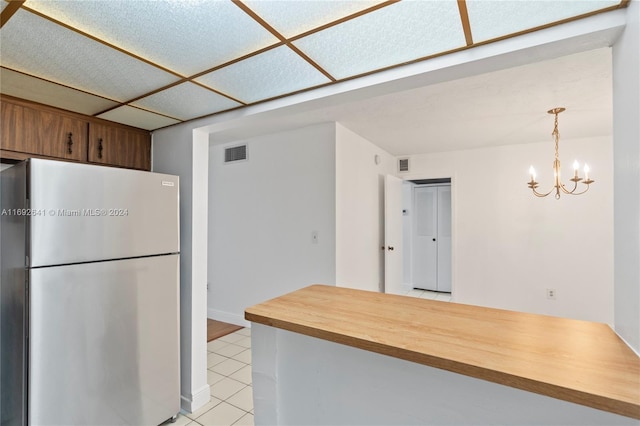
[{"x1": 546, "y1": 288, "x2": 556, "y2": 299}]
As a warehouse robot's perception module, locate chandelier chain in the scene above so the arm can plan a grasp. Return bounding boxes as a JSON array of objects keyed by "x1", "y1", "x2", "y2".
[{"x1": 553, "y1": 111, "x2": 560, "y2": 162}]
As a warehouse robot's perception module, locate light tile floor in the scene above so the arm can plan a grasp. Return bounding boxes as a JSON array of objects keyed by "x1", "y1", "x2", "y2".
[
  {"x1": 404, "y1": 288, "x2": 452, "y2": 302},
  {"x1": 168, "y1": 290, "x2": 448, "y2": 426},
  {"x1": 168, "y1": 328, "x2": 254, "y2": 426}
]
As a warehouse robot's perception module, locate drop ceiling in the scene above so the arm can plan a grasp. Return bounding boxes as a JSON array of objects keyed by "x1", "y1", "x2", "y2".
[{"x1": 0, "y1": 0, "x2": 628, "y2": 132}]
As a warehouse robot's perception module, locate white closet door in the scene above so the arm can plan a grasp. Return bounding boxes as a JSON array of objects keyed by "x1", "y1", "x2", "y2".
[
  {"x1": 413, "y1": 187, "x2": 438, "y2": 291},
  {"x1": 437, "y1": 186, "x2": 452, "y2": 292}
]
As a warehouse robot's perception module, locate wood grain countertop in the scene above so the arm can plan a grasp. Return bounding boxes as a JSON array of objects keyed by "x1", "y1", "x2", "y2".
[{"x1": 245, "y1": 285, "x2": 640, "y2": 419}]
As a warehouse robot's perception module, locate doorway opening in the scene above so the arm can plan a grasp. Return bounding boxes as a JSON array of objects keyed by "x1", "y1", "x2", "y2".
[{"x1": 402, "y1": 179, "x2": 452, "y2": 294}]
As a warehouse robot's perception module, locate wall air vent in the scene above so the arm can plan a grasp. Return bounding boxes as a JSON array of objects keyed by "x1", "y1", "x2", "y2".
[
  {"x1": 224, "y1": 144, "x2": 248, "y2": 163},
  {"x1": 398, "y1": 158, "x2": 410, "y2": 173}
]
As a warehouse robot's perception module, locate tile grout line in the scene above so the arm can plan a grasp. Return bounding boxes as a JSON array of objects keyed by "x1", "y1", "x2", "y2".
[{"x1": 196, "y1": 328, "x2": 254, "y2": 426}]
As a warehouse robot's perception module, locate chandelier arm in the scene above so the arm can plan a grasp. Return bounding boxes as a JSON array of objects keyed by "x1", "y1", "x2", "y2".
[
  {"x1": 565, "y1": 184, "x2": 592, "y2": 196},
  {"x1": 531, "y1": 186, "x2": 555, "y2": 197},
  {"x1": 560, "y1": 181, "x2": 593, "y2": 196},
  {"x1": 559, "y1": 180, "x2": 579, "y2": 195}
]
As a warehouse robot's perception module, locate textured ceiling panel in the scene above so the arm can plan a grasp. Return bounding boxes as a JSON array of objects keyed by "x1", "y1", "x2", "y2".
[
  {"x1": 25, "y1": 0, "x2": 280, "y2": 76},
  {"x1": 467, "y1": 0, "x2": 621, "y2": 43},
  {"x1": 195, "y1": 46, "x2": 331, "y2": 104},
  {"x1": 293, "y1": 1, "x2": 466, "y2": 80},
  {"x1": 132, "y1": 82, "x2": 242, "y2": 121},
  {"x1": 0, "y1": 9, "x2": 179, "y2": 101},
  {"x1": 243, "y1": 0, "x2": 383, "y2": 38},
  {"x1": 0, "y1": 68, "x2": 119, "y2": 115},
  {"x1": 97, "y1": 105, "x2": 181, "y2": 131}
]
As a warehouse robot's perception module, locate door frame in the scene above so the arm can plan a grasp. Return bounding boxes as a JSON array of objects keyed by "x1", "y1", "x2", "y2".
[
  {"x1": 393, "y1": 172, "x2": 457, "y2": 298},
  {"x1": 411, "y1": 182, "x2": 452, "y2": 293}
]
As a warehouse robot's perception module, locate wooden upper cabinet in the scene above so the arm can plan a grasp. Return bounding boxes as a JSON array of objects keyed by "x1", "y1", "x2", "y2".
[
  {"x1": 88, "y1": 122, "x2": 151, "y2": 171},
  {"x1": 1, "y1": 95, "x2": 151, "y2": 171},
  {"x1": 1, "y1": 99, "x2": 88, "y2": 162}
]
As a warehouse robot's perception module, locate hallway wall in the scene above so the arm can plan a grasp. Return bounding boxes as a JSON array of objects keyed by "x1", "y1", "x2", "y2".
[
  {"x1": 208, "y1": 123, "x2": 337, "y2": 326},
  {"x1": 335, "y1": 123, "x2": 396, "y2": 292}
]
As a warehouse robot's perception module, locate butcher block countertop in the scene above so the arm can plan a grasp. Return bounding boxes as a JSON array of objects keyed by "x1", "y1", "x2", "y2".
[{"x1": 245, "y1": 285, "x2": 640, "y2": 419}]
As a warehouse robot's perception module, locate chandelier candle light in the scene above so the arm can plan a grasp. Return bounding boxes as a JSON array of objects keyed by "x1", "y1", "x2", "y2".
[{"x1": 527, "y1": 107, "x2": 594, "y2": 199}]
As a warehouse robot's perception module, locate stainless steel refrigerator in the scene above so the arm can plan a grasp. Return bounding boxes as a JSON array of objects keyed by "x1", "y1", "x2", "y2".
[{"x1": 1, "y1": 158, "x2": 180, "y2": 425}]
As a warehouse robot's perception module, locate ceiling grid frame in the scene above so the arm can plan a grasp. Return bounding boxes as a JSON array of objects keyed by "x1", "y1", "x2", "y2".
[
  {"x1": 0, "y1": 0, "x2": 629, "y2": 131},
  {"x1": 457, "y1": 0, "x2": 474, "y2": 46},
  {"x1": 231, "y1": 0, "x2": 337, "y2": 82},
  {"x1": 12, "y1": 2, "x2": 260, "y2": 120},
  {"x1": 0, "y1": 0, "x2": 23, "y2": 28},
  {"x1": 464, "y1": 1, "x2": 626, "y2": 46}
]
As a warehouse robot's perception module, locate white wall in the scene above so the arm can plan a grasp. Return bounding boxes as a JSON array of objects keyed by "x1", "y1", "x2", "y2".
[
  {"x1": 335, "y1": 124, "x2": 396, "y2": 292},
  {"x1": 612, "y1": 0, "x2": 639, "y2": 352},
  {"x1": 152, "y1": 128, "x2": 211, "y2": 413},
  {"x1": 208, "y1": 123, "x2": 337, "y2": 326},
  {"x1": 404, "y1": 136, "x2": 614, "y2": 325}
]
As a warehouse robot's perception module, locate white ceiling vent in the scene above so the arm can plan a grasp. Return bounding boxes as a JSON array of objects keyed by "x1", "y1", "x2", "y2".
[
  {"x1": 224, "y1": 144, "x2": 248, "y2": 163},
  {"x1": 398, "y1": 158, "x2": 410, "y2": 173}
]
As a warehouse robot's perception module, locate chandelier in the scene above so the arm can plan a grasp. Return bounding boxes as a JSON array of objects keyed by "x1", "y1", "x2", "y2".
[{"x1": 527, "y1": 107, "x2": 594, "y2": 199}]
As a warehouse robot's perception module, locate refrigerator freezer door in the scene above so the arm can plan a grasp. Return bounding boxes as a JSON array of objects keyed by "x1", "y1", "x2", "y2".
[
  {"x1": 28, "y1": 159, "x2": 179, "y2": 267},
  {"x1": 28, "y1": 255, "x2": 180, "y2": 426}
]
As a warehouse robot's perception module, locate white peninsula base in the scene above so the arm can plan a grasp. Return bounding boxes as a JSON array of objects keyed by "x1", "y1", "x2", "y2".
[{"x1": 251, "y1": 323, "x2": 635, "y2": 425}]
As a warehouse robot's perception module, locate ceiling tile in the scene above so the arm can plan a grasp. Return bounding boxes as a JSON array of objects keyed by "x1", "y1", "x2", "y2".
[
  {"x1": 292, "y1": 1, "x2": 466, "y2": 80},
  {"x1": 467, "y1": 0, "x2": 621, "y2": 43},
  {"x1": 1, "y1": 2, "x2": 8, "y2": 13},
  {"x1": 0, "y1": 68, "x2": 119, "y2": 116},
  {"x1": 25, "y1": 0, "x2": 280, "y2": 76},
  {"x1": 132, "y1": 82, "x2": 242, "y2": 121},
  {"x1": 96, "y1": 105, "x2": 180, "y2": 131},
  {"x1": 0, "y1": 9, "x2": 179, "y2": 101},
  {"x1": 195, "y1": 46, "x2": 332, "y2": 104},
  {"x1": 242, "y1": 0, "x2": 383, "y2": 38}
]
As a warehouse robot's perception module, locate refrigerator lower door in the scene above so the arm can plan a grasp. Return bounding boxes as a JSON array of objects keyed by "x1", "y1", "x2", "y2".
[{"x1": 28, "y1": 255, "x2": 180, "y2": 426}]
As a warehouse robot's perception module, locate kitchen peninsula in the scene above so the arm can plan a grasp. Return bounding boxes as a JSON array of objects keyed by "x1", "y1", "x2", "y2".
[{"x1": 246, "y1": 285, "x2": 639, "y2": 425}]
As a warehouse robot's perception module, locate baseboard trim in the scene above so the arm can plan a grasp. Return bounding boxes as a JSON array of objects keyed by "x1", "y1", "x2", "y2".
[
  {"x1": 207, "y1": 307, "x2": 250, "y2": 328},
  {"x1": 180, "y1": 384, "x2": 211, "y2": 413}
]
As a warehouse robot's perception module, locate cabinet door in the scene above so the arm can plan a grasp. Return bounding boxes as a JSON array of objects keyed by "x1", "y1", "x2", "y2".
[
  {"x1": 88, "y1": 123, "x2": 151, "y2": 170},
  {"x1": 1, "y1": 101, "x2": 88, "y2": 161}
]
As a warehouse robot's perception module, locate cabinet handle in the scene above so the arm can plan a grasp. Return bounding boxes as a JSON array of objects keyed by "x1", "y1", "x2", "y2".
[
  {"x1": 67, "y1": 133, "x2": 73, "y2": 154},
  {"x1": 98, "y1": 138, "x2": 103, "y2": 159},
  {"x1": 388, "y1": 246, "x2": 394, "y2": 251}
]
